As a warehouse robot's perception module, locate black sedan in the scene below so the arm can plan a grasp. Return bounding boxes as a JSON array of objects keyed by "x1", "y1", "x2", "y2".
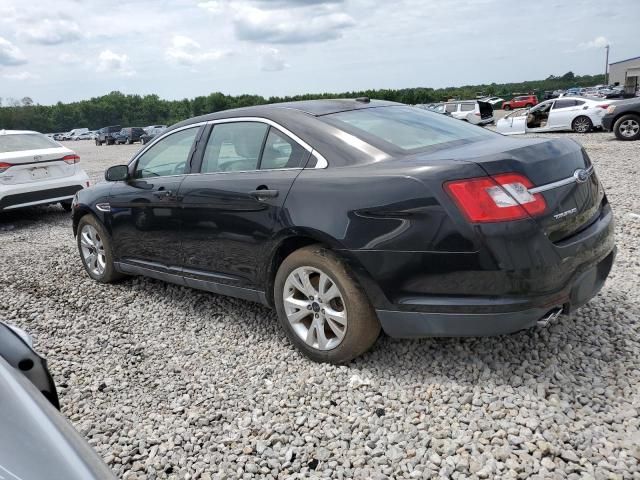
[
  {"x1": 71, "y1": 99, "x2": 615, "y2": 363},
  {"x1": 602, "y1": 98, "x2": 640, "y2": 140}
]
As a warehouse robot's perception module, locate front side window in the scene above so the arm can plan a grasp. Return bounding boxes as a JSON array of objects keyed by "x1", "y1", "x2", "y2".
[
  {"x1": 260, "y1": 128, "x2": 309, "y2": 170},
  {"x1": 134, "y1": 127, "x2": 199, "y2": 178},
  {"x1": 323, "y1": 106, "x2": 494, "y2": 152},
  {"x1": 202, "y1": 122, "x2": 269, "y2": 173}
]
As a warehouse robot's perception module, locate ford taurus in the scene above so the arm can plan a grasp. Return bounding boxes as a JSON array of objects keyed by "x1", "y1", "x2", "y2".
[{"x1": 72, "y1": 99, "x2": 615, "y2": 363}]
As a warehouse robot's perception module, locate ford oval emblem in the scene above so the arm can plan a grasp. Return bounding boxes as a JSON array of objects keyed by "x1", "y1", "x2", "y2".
[{"x1": 573, "y1": 168, "x2": 589, "y2": 183}]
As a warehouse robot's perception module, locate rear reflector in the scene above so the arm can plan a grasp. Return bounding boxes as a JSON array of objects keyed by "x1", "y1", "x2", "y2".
[
  {"x1": 445, "y1": 173, "x2": 547, "y2": 223},
  {"x1": 63, "y1": 154, "x2": 80, "y2": 164},
  {"x1": 0, "y1": 162, "x2": 12, "y2": 173}
]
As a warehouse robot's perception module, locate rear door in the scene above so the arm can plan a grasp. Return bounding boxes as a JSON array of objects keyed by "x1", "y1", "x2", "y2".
[
  {"x1": 548, "y1": 99, "x2": 580, "y2": 129},
  {"x1": 179, "y1": 120, "x2": 311, "y2": 292}
]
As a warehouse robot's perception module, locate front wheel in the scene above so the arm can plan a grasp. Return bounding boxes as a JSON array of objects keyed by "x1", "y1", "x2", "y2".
[
  {"x1": 274, "y1": 245, "x2": 380, "y2": 364},
  {"x1": 95, "y1": 140, "x2": 101, "y2": 146},
  {"x1": 60, "y1": 201, "x2": 72, "y2": 212},
  {"x1": 77, "y1": 215, "x2": 124, "y2": 283},
  {"x1": 503, "y1": 105, "x2": 511, "y2": 111},
  {"x1": 525, "y1": 103, "x2": 533, "y2": 108},
  {"x1": 572, "y1": 116, "x2": 593, "y2": 133},
  {"x1": 613, "y1": 114, "x2": 640, "y2": 141}
]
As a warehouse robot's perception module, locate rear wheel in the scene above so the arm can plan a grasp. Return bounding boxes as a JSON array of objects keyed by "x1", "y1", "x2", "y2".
[
  {"x1": 613, "y1": 114, "x2": 640, "y2": 141},
  {"x1": 274, "y1": 245, "x2": 380, "y2": 364},
  {"x1": 503, "y1": 105, "x2": 511, "y2": 111},
  {"x1": 95, "y1": 139, "x2": 101, "y2": 146},
  {"x1": 525, "y1": 103, "x2": 533, "y2": 108},
  {"x1": 126, "y1": 138, "x2": 131, "y2": 145},
  {"x1": 572, "y1": 116, "x2": 593, "y2": 133},
  {"x1": 77, "y1": 215, "x2": 124, "y2": 283}
]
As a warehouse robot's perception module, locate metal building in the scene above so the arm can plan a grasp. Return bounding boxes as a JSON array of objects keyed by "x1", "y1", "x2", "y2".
[{"x1": 609, "y1": 55, "x2": 640, "y2": 94}]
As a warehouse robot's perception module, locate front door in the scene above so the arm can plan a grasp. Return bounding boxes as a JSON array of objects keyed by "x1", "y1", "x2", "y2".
[
  {"x1": 179, "y1": 121, "x2": 311, "y2": 292},
  {"x1": 109, "y1": 125, "x2": 202, "y2": 271}
]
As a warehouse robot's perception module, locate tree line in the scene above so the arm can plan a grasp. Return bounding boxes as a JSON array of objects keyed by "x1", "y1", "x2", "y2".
[{"x1": 0, "y1": 72, "x2": 604, "y2": 133}]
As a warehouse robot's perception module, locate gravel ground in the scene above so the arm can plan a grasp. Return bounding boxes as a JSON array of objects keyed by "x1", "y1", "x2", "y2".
[{"x1": 1, "y1": 134, "x2": 639, "y2": 480}]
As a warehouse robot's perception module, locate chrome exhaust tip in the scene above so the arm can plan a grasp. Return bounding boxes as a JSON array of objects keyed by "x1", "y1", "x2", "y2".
[{"x1": 537, "y1": 308, "x2": 563, "y2": 328}]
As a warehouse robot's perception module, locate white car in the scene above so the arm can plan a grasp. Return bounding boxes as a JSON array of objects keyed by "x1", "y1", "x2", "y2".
[
  {"x1": 0, "y1": 130, "x2": 90, "y2": 211},
  {"x1": 71, "y1": 132, "x2": 93, "y2": 141},
  {"x1": 443, "y1": 100, "x2": 494, "y2": 125},
  {"x1": 496, "y1": 97, "x2": 611, "y2": 135}
]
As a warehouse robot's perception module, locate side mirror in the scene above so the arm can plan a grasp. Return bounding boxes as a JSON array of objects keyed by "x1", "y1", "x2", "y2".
[{"x1": 105, "y1": 165, "x2": 129, "y2": 182}]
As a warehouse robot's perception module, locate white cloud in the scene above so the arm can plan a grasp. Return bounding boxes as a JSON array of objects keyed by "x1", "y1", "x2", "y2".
[
  {"x1": 198, "y1": 1, "x2": 355, "y2": 44},
  {"x1": 3, "y1": 71, "x2": 39, "y2": 80},
  {"x1": 96, "y1": 50, "x2": 135, "y2": 76},
  {"x1": 580, "y1": 36, "x2": 610, "y2": 49},
  {"x1": 59, "y1": 53, "x2": 82, "y2": 64},
  {"x1": 0, "y1": 36, "x2": 26, "y2": 66},
  {"x1": 18, "y1": 18, "x2": 82, "y2": 45},
  {"x1": 165, "y1": 35, "x2": 227, "y2": 66},
  {"x1": 259, "y1": 47, "x2": 288, "y2": 72}
]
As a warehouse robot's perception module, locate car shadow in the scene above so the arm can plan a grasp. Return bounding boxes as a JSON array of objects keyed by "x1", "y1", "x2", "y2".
[{"x1": 0, "y1": 205, "x2": 71, "y2": 232}]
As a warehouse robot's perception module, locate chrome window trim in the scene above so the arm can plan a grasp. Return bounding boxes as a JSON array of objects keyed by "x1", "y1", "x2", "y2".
[
  {"x1": 128, "y1": 122, "x2": 208, "y2": 167},
  {"x1": 528, "y1": 165, "x2": 594, "y2": 194}
]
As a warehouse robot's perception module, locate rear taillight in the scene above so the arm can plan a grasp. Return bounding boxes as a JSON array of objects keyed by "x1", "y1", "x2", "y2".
[
  {"x1": 63, "y1": 154, "x2": 80, "y2": 164},
  {"x1": 445, "y1": 173, "x2": 547, "y2": 223},
  {"x1": 0, "y1": 162, "x2": 13, "y2": 173},
  {"x1": 597, "y1": 104, "x2": 609, "y2": 109}
]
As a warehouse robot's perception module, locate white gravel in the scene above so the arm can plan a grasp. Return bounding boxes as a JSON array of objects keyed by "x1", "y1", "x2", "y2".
[{"x1": 1, "y1": 135, "x2": 639, "y2": 479}]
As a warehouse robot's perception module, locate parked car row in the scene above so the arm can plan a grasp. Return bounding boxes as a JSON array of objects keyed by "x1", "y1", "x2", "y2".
[
  {"x1": 542, "y1": 85, "x2": 639, "y2": 101},
  {"x1": 95, "y1": 125, "x2": 167, "y2": 146},
  {"x1": 416, "y1": 100, "x2": 494, "y2": 125}
]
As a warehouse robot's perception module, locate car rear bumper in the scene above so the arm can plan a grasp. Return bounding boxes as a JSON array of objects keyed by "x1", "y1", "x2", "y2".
[
  {"x1": 601, "y1": 115, "x2": 615, "y2": 131},
  {"x1": 376, "y1": 247, "x2": 615, "y2": 337},
  {"x1": 0, "y1": 170, "x2": 89, "y2": 210}
]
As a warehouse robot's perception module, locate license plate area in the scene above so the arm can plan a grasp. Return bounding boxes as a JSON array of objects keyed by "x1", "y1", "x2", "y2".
[{"x1": 30, "y1": 167, "x2": 49, "y2": 180}]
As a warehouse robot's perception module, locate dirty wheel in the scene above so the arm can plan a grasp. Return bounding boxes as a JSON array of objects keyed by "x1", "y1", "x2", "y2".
[{"x1": 572, "y1": 116, "x2": 593, "y2": 133}]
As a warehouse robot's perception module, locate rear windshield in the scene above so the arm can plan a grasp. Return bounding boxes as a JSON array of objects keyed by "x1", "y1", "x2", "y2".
[
  {"x1": 322, "y1": 106, "x2": 494, "y2": 152},
  {"x1": 0, "y1": 133, "x2": 59, "y2": 153}
]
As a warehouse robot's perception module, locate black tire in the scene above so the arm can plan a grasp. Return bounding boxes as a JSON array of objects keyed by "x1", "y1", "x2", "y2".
[
  {"x1": 76, "y1": 214, "x2": 125, "y2": 283},
  {"x1": 525, "y1": 103, "x2": 533, "y2": 108},
  {"x1": 503, "y1": 105, "x2": 511, "y2": 111},
  {"x1": 274, "y1": 245, "x2": 380, "y2": 364},
  {"x1": 613, "y1": 114, "x2": 640, "y2": 141},
  {"x1": 126, "y1": 138, "x2": 131, "y2": 145},
  {"x1": 95, "y1": 139, "x2": 101, "y2": 146},
  {"x1": 60, "y1": 201, "x2": 72, "y2": 212},
  {"x1": 572, "y1": 115, "x2": 593, "y2": 133}
]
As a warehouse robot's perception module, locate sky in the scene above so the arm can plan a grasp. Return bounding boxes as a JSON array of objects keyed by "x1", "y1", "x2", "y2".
[{"x1": 0, "y1": 0, "x2": 638, "y2": 105}]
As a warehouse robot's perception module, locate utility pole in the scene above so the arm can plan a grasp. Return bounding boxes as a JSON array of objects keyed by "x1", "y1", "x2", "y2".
[{"x1": 604, "y1": 44, "x2": 610, "y2": 85}]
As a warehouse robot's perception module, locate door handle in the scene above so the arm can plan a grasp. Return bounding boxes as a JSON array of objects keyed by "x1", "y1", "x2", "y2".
[
  {"x1": 154, "y1": 190, "x2": 173, "y2": 198},
  {"x1": 249, "y1": 189, "x2": 279, "y2": 200}
]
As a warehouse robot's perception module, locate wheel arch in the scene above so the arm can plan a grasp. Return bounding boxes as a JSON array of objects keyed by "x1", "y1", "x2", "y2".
[
  {"x1": 72, "y1": 206, "x2": 105, "y2": 237},
  {"x1": 264, "y1": 229, "x2": 386, "y2": 308}
]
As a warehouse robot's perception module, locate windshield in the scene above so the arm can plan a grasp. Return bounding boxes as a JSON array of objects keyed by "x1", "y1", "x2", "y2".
[
  {"x1": 322, "y1": 106, "x2": 494, "y2": 152},
  {"x1": 0, "y1": 133, "x2": 60, "y2": 153}
]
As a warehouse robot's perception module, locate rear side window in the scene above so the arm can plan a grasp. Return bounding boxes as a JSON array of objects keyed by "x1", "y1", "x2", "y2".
[
  {"x1": 444, "y1": 104, "x2": 457, "y2": 113},
  {"x1": 460, "y1": 103, "x2": 475, "y2": 112},
  {"x1": 201, "y1": 122, "x2": 269, "y2": 173},
  {"x1": 260, "y1": 128, "x2": 309, "y2": 170},
  {"x1": 0, "y1": 133, "x2": 59, "y2": 153},
  {"x1": 553, "y1": 100, "x2": 576, "y2": 109},
  {"x1": 323, "y1": 106, "x2": 494, "y2": 152}
]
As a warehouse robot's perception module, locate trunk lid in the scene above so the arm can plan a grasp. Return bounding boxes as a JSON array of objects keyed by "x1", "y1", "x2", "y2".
[
  {"x1": 0, "y1": 147, "x2": 78, "y2": 185},
  {"x1": 424, "y1": 136, "x2": 604, "y2": 241}
]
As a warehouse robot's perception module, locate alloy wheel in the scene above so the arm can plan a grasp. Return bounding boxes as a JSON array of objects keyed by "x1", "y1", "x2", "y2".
[
  {"x1": 619, "y1": 119, "x2": 640, "y2": 138},
  {"x1": 80, "y1": 224, "x2": 106, "y2": 276},
  {"x1": 283, "y1": 266, "x2": 347, "y2": 351},
  {"x1": 574, "y1": 117, "x2": 591, "y2": 133}
]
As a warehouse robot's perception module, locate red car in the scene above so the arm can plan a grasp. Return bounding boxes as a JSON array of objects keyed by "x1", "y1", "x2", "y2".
[{"x1": 502, "y1": 95, "x2": 538, "y2": 110}]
